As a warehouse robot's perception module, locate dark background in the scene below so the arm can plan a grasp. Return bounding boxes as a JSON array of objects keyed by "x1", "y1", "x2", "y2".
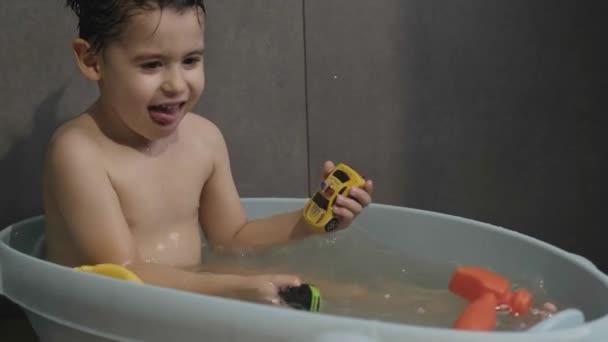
[{"x1": 0, "y1": 0, "x2": 606, "y2": 339}]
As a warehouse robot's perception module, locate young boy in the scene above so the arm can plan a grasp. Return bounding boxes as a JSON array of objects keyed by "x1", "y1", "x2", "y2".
[{"x1": 44, "y1": 0, "x2": 373, "y2": 306}]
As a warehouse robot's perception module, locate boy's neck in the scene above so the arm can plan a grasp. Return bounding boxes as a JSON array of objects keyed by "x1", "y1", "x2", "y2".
[{"x1": 90, "y1": 99, "x2": 178, "y2": 155}]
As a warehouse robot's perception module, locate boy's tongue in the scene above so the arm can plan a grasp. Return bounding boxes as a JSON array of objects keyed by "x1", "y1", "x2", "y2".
[{"x1": 148, "y1": 103, "x2": 180, "y2": 125}]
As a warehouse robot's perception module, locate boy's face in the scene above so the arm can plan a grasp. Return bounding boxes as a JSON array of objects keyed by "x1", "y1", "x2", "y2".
[{"x1": 97, "y1": 7, "x2": 205, "y2": 140}]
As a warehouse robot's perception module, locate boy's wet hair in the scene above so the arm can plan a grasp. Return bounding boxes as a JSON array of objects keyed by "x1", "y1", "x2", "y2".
[{"x1": 65, "y1": 0, "x2": 206, "y2": 53}]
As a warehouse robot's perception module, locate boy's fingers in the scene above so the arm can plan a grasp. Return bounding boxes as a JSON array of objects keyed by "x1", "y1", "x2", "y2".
[
  {"x1": 321, "y1": 160, "x2": 335, "y2": 179},
  {"x1": 258, "y1": 274, "x2": 302, "y2": 305},
  {"x1": 364, "y1": 179, "x2": 374, "y2": 196},
  {"x1": 333, "y1": 206, "x2": 355, "y2": 224},
  {"x1": 349, "y1": 187, "x2": 372, "y2": 208},
  {"x1": 270, "y1": 275, "x2": 302, "y2": 288},
  {"x1": 255, "y1": 281, "x2": 280, "y2": 304},
  {"x1": 336, "y1": 195, "x2": 363, "y2": 214}
]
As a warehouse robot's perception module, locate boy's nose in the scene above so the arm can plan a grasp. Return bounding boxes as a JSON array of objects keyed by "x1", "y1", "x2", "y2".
[{"x1": 161, "y1": 70, "x2": 187, "y2": 95}]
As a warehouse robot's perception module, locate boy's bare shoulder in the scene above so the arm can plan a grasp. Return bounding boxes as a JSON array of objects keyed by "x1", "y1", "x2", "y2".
[
  {"x1": 46, "y1": 114, "x2": 104, "y2": 169},
  {"x1": 183, "y1": 112, "x2": 226, "y2": 147}
]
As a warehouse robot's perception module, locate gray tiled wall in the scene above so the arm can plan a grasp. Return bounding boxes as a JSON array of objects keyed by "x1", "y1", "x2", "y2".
[
  {"x1": 199, "y1": 0, "x2": 309, "y2": 197},
  {"x1": 0, "y1": 1, "x2": 98, "y2": 229},
  {"x1": 1, "y1": 0, "x2": 606, "y2": 273},
  {"x1": 305, "y1": 0, "x2": 607, "y2": 271}
]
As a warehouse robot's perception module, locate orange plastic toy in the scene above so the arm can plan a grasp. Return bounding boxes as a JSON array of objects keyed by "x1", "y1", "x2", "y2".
[{"x1": 449, "y1": 267, "x2": 533, "y2": 331}]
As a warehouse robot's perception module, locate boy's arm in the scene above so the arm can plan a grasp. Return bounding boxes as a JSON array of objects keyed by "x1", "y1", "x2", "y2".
[
  {"x1": 198, "y1": 125, "x2": 373, "y2": 249},
  {"x1": 198, "y1": 126, "x2": 313, "y2": 249},
  {"x1": 45, "y1": 131, "x2": 276, "y2": 297}
]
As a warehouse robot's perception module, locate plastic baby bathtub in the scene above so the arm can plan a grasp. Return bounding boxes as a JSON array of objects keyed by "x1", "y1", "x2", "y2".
[{"x1": 1, "y1": 198, "x2": 608, "y2": 342}]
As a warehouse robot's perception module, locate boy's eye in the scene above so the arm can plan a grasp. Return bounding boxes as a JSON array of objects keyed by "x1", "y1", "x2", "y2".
[
  {"x1": 141, "y1": 61, "x2": 162, "y2": 70},
  {"x1": 183, "y1": 57, "x2": 201, "y2": 66}
]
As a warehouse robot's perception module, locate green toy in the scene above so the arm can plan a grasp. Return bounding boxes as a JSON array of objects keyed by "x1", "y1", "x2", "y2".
[{"x1": 279, "y1": 284, "x2": 321, "y2": 312}]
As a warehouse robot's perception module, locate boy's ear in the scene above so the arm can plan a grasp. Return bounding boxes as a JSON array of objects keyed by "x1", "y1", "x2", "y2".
[{"x1": 71, "y1": 38, "x2": 102, "y2": 81}]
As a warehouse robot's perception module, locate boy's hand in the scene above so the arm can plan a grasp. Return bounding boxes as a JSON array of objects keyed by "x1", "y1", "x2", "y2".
[
  {"x1": 321, "y1": 160, "x2": 374, "y2": 230},
  {"x1": 231, "y1": 274, "x2": 301, "y2": 306}
]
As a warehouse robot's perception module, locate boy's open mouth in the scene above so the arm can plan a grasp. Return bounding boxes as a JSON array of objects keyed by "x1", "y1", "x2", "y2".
[{"x1": 148, "y1": 102, "x2": 186, "y2": 126}]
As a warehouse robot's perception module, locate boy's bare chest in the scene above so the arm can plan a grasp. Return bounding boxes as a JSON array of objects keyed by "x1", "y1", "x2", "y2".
[{"x1": 105, "y1": 146, "x2": 212, "y2": 230}]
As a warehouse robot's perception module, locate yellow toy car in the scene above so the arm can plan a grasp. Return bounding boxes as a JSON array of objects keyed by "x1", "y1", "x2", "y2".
[{"x1": 303, "y1": 163, "x2": 366, "y2": 233}]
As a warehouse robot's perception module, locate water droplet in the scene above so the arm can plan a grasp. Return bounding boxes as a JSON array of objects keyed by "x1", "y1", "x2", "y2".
[
  {"x1": 237, "y1": 248, "x2": 254, "y2": 257},
  {"x1": 332, "y1": 75, "x2": 339, "y2": 80},
  {"x1": 417, "y1": 307, "x2": 426, "y2": 314},
  {"x1": 496, "y1": 304, "x2": 511, "y2": 313},
  {"x1": 384, "y1": 293, "x2": 391, "y2": 299},
  {"x1": 319, "y1": 237, "x2": 338, "y2": 248},
  {"x1": 169, "y1": 232, "x2": 180, "y2": 241}
]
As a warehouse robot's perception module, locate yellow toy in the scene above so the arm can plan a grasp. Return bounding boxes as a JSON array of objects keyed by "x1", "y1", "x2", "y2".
[
  {"x1": 74, "y1": 263, "x2": 144, "y2": 284},
  {"x1": 303, "y1": 163, "x2": 366, "y2": 233}
]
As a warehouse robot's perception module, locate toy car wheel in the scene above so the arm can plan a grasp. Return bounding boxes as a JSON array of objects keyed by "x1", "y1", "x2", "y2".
[{"x1": 325, "y1": 218, "x2": 339, "y2": 232}]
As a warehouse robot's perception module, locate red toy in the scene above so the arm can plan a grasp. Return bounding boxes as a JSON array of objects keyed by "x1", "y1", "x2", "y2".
[{"x1": 449, "y1": 267, "x2": 533, "y2": 331}]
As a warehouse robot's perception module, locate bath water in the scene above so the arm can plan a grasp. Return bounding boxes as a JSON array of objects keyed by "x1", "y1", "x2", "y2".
[{"x1": 196, "y1": 224, "x2": 557, "y2": 331}]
